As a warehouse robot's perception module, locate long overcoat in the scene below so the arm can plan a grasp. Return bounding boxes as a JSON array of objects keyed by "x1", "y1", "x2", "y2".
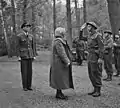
[{"x1": 50, "y1": 37, "x2": 74, "y2": 90}]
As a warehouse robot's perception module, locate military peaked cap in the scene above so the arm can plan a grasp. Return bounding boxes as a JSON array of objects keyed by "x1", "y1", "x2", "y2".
[{"x1": 21, "y1": 22, "x2": 32, "y2": 29}]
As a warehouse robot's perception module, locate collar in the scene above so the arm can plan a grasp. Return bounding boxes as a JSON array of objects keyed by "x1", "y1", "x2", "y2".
[
  {"x1": 54, "y1": 37, "x2": 66, "y2": 45},
  {"x1": 89, "y1": 31, "x2": 98, "y2": 39},
  {"x1": 22, "y1": 30, "x2": 28, "y2": 36}
]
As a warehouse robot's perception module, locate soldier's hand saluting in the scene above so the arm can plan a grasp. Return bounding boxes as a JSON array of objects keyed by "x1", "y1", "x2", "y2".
[{"x1": 80, "y1": 23, "x2": 87, "y2": 31}]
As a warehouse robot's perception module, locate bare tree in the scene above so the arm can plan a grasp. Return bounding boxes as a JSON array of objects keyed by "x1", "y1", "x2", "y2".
[
  {"x1": 31, "y1": 0, "x2": 37, "y2": 56},
  {"x1": 0, "y1": 0, "x2": 10, "y2": 56},
  {"x1": 107, "y1": 0, "x2": 120, "y2": 40},
  {"x1": 23, "y1": 0, "x2": 27, "y2": 23},
  {"x1": 11, "y1": 0, "x2": 17, "y2": 56},
  {"x1": 74, "y1": 0, "x2": 80, "y2": 36},
  {"x1": 53, "y1": 0, "x2": 56, "y2": 36},
  {"x1": 83, "y1": 0, "x2": 87, "y2": 23},
  {"x1": 66, "y1": 0, "x2": 72, "y2": 48}
]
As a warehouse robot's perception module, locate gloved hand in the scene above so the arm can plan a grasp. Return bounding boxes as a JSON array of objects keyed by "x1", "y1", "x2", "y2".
[
  {"x1": 18, "y1": 57, "x2": 21, "y2": 61},
  {"x1": 98, "y1": 58, "x2": 103, "y2": 64},
  {"x1": 66, "y1": 62, "x2": 70, "y2": 67}
]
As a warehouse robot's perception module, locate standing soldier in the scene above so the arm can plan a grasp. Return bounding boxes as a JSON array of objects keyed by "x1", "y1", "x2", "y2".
[
  {"x1": 80, "y1": 22, "x2": 104, "y2": 97},
  {"x1": 75, "y1": 35, "x2": 85, "y2": 65},
  {"x1": 17, "y1": 22, "x2": 36, "y2": 91},
  {"x1": 113, "y1": 33, "x2": 120, "y2": 78},
  {"x1": 103, "y1": 30, "x2": 113, "y2": 81}
]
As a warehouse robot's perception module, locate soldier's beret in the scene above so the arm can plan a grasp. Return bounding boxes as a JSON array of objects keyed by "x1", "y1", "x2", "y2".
[
  {"x1": 21, "y1": 22, "x2": 31, "y2": 29},
  {"x1": 87, "y1": 22, "x2": 98, "y2": 29}
]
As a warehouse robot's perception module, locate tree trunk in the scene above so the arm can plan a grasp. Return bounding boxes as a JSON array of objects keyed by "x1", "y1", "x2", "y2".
[
  {"x1": 74, "y1": 0, "x2": 80, "y2": 37},
  {"x1": 53, "y1": 0, "x2": 56, "y2": 36},
  {"x1": 83, "y1": 0, "x2": 87, "y2": 23},
  {"x1": 0, "y1": 0, "x2": 11, "y2": 56},
  {"x1": 66, "y1": 0, "x2": 72, "y2": 48},
  {"x1": 107, "y1": 0, "x2": 120, "y2": 40},
  {"x1": 31, "y1": 0, "x2": 37, "y2": 56},
  {"x1": 23, "y1": 0, "x2": 27, "y2": 23},
  {"x1": 11, "y1": 0, "x2": 17, "y2": 56}
]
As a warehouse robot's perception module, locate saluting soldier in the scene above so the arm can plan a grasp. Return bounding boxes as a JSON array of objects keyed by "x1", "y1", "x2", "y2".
[
  {"x1": 103, "y1": 30, "x2": 113, "y2": 81},
  {"x1": 113, "y1": 33, "x2": 120, "y2": 78},
  {"x1": 80, "y1": 22, "x2": 104, "y2": 97},
  {"x1": 17, "y1": 22, "x2": 36, "y2": 91}
]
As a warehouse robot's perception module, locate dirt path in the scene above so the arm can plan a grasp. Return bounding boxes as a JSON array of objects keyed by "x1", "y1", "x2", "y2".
[{"x1": 0, "y1": 51, "x2": 120, "y2": 108}]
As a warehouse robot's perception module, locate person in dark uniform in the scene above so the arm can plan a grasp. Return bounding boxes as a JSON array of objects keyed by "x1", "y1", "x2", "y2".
[
  {"x1": 17, "y1": 22, "x2": 36, "y2": 91},
  {"x1": 80, "y1": 22, "x2": 104, "y2": 97},
  {"x1": 103, "y1": 30, "x2": 113, "y2": 81},
  {"x1": 75, "y1": 36, "x2": 85, "y2": 65},
  {"x1": 113, "y1": 34, "x2": 120, "y2": 77}
]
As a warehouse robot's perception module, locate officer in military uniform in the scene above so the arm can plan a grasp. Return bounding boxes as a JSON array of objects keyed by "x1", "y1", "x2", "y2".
[
  {"x1": 80, "y1": 22, "x2": 104, "y2": 97},
  {"x1": 113, "y1": 34, "x2": 120, "y2": 77},
  {"x1": 17, "y1": 22, "x2": 36, "y2": 91},
  {"x1": 103, "y1": 30, "x2": 113, "y2": 81}
]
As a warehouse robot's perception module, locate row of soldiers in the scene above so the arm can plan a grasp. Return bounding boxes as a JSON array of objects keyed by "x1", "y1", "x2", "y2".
[
  {"x1": 75, "y1": 25, "x2": 120, "y2": 82},
  {"x1": 103, "y1": 29, "x2": 120, "y2": 82}
]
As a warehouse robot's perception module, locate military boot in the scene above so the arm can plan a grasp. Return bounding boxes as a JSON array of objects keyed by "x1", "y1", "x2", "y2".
[
  {"x1": 88, "y1": 87, "x2": 96, "y2": 95},
  {"x1": 92, "y1": 87, "x2": 101, "y2": 97},
  {"x1": 114, "y1": 72, "x2": 120, "y2": 77},
  {"x1": 103, "y1": 75, "x2": 112, "y2": 81}
]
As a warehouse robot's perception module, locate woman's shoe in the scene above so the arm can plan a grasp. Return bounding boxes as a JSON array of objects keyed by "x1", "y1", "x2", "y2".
[{"x1": 56, "y1": 93, "x2": 68, "y2": 100}]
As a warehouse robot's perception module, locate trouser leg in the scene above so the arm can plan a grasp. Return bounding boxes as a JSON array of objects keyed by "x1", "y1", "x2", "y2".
[
  {"x1": 88, "y1": 62, "x2": 102, "y2": 87},
  {"x1": 104, "y1": 53, "x2": 113, "y2": 76},
  {"x1": 114, "y1": 53, "x2": 118, "y2": 71},
  {"x1": 27, "y1": 59, "x2": 32, "y2": 89},
  {"x1": 117, "y1": 53, "x2": 120, "y2": 74},
  {"x1": 21, "y1": 59, "x2": 28, "y2": 89}
]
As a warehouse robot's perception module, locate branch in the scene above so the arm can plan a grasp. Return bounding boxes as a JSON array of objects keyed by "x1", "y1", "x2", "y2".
[{"x1": 25, "y1": 0, "x2": 48, "y2": 12}]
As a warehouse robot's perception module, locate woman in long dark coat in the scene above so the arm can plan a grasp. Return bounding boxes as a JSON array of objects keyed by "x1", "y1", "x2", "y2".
[{"x1": 49, "y1": 27, "x2": 74, "y2": 100}]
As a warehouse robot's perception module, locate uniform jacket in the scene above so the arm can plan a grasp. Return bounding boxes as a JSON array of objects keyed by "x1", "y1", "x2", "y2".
[
  {"x1": 50, "y1": 37, "x2": 74, "y2": 90},
  {"x1": 103, "y1": 36, "x2": 113, "y2": 54},
  {"x1": 80, "y1": 30, "x2": 104, "y2": 62},
  {"x1": 114, "y1": 38, "x2": 120, "y2": 54},
  {"x1": 87, "y1": 31, "x2": 104, "y2": 62},
  {"x1": 17, "y1": 31, "x2": 36, "y2": 59}
]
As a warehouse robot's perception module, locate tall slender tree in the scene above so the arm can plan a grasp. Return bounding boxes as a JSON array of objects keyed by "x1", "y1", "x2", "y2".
[
  {"x1": 74, "y1": 0, "x2": 80, "y2": 36},
  {"x1": 11, "y1": 0, "x2": 17, "y2": 56},
  {"x1": 83, "y1": 0, "x2": 86, "y2": 23},
  {"x1": 0, "y1": 0, "x2": 10, "y2": 56},
  {"x1": 66, "y1": 0, "x2": 72, "y2": 47},
  {"x1": 53, "y1": 0, "x2": 56, "y2": 36},
  {"x1": 23, "y1": 0, "x2": 27, "y2": 23},
  {"x1": 107, "y1": 0, "x2": 120, "y2": 40},
  {"x1": 31, "y1": 0, "x2": 37, "y2": 56}
]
